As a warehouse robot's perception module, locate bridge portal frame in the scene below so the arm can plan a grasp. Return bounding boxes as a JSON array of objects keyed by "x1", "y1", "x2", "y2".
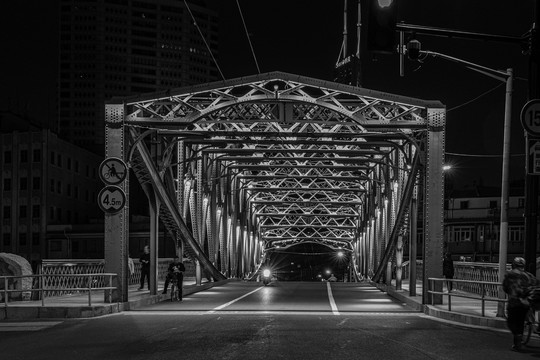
[{"x1": 104, "y1": 72, "x2": 445, "y2": 304}]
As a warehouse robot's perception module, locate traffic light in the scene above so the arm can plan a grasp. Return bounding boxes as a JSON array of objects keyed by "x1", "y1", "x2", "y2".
[{"x1": 365, "y1": 0, "x2": 398, "y2": 54}]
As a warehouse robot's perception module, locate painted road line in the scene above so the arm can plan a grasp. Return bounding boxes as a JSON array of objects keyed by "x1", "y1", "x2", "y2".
[
  {"x1": 207, "y1": 286, "x2": 264, "y2": 314},
  {"x1": 326, "y1": 282, "x2": 340, "y2": 315},
  {"x1": 0, "y1": 321, "x2": 63, "y2": 332}
]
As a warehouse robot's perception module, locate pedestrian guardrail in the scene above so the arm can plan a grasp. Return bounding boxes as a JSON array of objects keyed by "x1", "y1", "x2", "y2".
[
  {"x1": 1, "y1": 273, "x2": 117, "y2": 307},
  {"x1": 427, "y1": 277, "x2": 506, "y2": 317},
  {"x1": 39, "y1": 258, "x2": 176, "y2": 296}
]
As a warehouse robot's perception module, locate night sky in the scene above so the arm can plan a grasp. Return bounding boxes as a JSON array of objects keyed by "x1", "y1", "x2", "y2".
[{"x1": 1, "y1": 0, "x2": 535, "y2": 189}]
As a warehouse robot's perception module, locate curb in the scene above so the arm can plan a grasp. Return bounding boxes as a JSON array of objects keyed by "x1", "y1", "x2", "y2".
[
  {"x1": 372, "y1": 281, "x2": 507, "y2": 330},
  {"x1": 0, "y1": 279, "x2": 232, "y2": 320}
]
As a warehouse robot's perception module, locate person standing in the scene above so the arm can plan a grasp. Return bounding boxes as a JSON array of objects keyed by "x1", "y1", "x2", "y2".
[
  {"x1": 503, "y1": 257, "x2": 538, "y2": 351},
  {"x1": 443, "y1": 252, "x2": 455, "y2": 292},
  {"x1": 138, "y1": 245, "x2": 150, "y2": 291}
]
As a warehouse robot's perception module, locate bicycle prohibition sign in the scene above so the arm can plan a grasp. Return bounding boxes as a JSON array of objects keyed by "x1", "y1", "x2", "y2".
[{"x1": 99, "y1": 157, "x2": 127, "y2": 185}]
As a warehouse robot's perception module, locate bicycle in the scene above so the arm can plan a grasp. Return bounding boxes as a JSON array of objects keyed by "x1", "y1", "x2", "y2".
[{"x1": 170, "y1": 274, "x2": 182, "y2": 302}]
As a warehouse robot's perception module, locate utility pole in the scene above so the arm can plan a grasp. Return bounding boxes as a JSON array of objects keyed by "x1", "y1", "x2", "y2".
[{"x1": 524, "y1": 1, "x2": 540, "y2": 277}]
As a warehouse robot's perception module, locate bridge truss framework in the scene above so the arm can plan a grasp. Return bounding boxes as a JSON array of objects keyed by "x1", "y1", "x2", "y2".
[{"x1": 104, "y1": 72, "x2": 445, "y2": 304}]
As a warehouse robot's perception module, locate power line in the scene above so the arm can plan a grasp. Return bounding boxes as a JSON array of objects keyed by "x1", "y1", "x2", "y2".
[
  {"x1": 184, "y1": 0, "x2": 225, "y2": 80},
  {"x1": 236, "y1": 0, "x2": 261, "y2": 74},
  {"x1": 447, "y1": 83, "x2": 504, "y2": 112},
  {"x1": 446, "y1": 151, "x2": 524, "y2": 158}
]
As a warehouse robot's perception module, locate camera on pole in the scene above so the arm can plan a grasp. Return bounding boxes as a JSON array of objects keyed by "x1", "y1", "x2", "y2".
[{"x1": 406, "y1": 39, "x2": 421, "y2": 60}]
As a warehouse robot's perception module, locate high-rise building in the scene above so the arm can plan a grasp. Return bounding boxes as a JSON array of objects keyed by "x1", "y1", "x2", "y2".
[{"x1": 59, "y1": 0, "x2": 219, "y2": 153}]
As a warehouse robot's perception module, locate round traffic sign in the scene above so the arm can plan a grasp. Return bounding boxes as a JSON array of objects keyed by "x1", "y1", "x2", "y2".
[
  {"x1": 521, "y1": 99, "x2": 540, "y2": 136},
  {"x1": 98, "y1": 186, "x2": 126, "y2": 214},
  {"x1": 99, "y1": 157, "x2": 127, "y2": 185}
]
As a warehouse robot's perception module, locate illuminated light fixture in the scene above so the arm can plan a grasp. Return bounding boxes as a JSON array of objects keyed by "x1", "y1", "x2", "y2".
[
  {"x1": 443, "y1": 164, "x2": 452, "y2": 171},
  {"x1": 377, "y1": 0, "x2": 393, "y2": 8}
]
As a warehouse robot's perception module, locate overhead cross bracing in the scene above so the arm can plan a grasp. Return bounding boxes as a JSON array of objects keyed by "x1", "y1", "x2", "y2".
[{"x1": 104, "y1": 71, "x2": 445, "y2": 304}]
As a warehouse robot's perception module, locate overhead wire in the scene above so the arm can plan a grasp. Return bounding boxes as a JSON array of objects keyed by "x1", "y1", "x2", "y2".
[
  {"x1": 447, "y1": 83, "x2": 504, "y2": 112},
  {"x1": 184, "y1": 0, "x2": 225, "y2": 80},
  {"x1": 236, "y1": 0, "x2": 261, "y2": 74},
  {"x1": 446, "y1": 151, "x2": 524, "y2": 158}
]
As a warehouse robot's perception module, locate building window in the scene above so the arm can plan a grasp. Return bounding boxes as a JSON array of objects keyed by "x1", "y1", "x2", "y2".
[
  {"x1": 74, "y1": 186, "x2": 79, "y2": 199},
  {"x1": 33, "y1": 177, "x2": 40, "y2": 190},
  {"x1": 3, "y1": 233, "x2": 10, "y2": 246},
  {"x1": 85, "y1": 190, "x2": 89, "y2": 202},
  {"x1": 86, "y1": 165, "x2": 89, "y2": 177},
  {"x1": 3, "y1": 206, "x2": 10, "y2": 219},
  {"x1": 32, "y1": 205, "x2": 40, "y2": 218},
  {"x1": 20, "y1": 150, "x2": 28, "y2": 163},
  {"x1": 19, "y1": 205, "x2": 27, "y2": 218},
  {"x1": 66, "y1": 210, "x2": 71, "y2": 222},
  {"x1": 57, "y1": 208, "x2": 62, "y2": 222},
  {"x1": 50, "y1": 179, "x2": 55, "y2": 192},
  {"x1": 67, "y1": 184, "x2": 72, "y2": 197},
  {"x1": 4, "y1": 150, "x2": 12, "y2": 164},
  {"x1": 32, "y1": 233, "x2": 40, "y2": 246},
  {"x1": 446, "y1": 225, "x2": 474, "y2": 243},
  {"x1": 57, "y1": 181, "x2": 62, "y2": 194},
  {"x1": 519, "y1": 198, "x2": 525, "y2": 208},
  {"x1": 57, "y1": 154, "x2": 62, "y2": 168},
  {"x1": 67, "y1": 157, "x2": 72, "y2": 170},
  {"x1": 509, "y1": 225, "x2": 524, "y2": 243},
  {"x1": 19, "y1": 233, "x2": 27, "y2": 246},
  {"x1": 75, "y1": 160, "x2": 79, "y2": 173},
  {"x1": 50, "y1": 206, "x2": 54, "y2": 219},
  {"x1": 3, "y1": 178, "x2": 11, "y2": 191},
  {"x1": 33, "y1": 149, "x2": 41, "y2": 162},
  {"x1": 20, "y1": 177, "x2": 28, "y2": 191},
  {"x1": 50, "y1": 239, "x2": 61, "y2": 251},
  {"x1": 460, "y1": 201, "x2": 469, "y2": 210},
  {"x1": 489, "y1": 200, "x2": 497, "y2": 209},
  {"x1": 50, "y1": 151, "x2": 55, "y2": 165}
]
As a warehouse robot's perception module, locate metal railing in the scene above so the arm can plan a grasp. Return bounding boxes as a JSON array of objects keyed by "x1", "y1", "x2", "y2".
[
  {"x1": 39, "y1": 258, "x2": 176, "y2": 296},
  {"x1": 2, "y1": 273, "x2": 117, "y2": 307},
  {"x1": 428, "y1": 277, "x2": 506, "y2": 317}
]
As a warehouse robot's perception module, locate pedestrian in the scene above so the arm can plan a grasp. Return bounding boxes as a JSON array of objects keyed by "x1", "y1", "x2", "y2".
[
  {"x1": 443, "y1": 252, "x2": 455, "y2": 292},
  {"x1": 328, "y1": 273, "x2": 337, "y2": 282},
  {"x1": 502, "y1": 256, "x2": 538, "y2": 351},
  {"x1": 138, "y1": 245, "x2": 150, "y2": 291},
  {"x1": 162, "y1": 256, "x2": 185, "y2": 298}
]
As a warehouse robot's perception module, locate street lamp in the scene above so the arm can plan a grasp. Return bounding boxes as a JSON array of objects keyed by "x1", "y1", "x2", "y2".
[{"x1": 406, "y1": 43, "x2": 513, "y2": 317}]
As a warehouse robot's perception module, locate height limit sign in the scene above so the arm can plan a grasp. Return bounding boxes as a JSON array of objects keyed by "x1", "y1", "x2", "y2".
[
  {"x1": 522, "y1": 100, "x2": 540, "y2": 175},
  {"x1": 98, "y1": 185, "x2": 126, "y2": 214}
]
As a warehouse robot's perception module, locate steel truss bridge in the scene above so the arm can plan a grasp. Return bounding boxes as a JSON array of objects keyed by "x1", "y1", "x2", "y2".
[{"x1": 104, "y1": 72, "x2": 445, "y2": 303}]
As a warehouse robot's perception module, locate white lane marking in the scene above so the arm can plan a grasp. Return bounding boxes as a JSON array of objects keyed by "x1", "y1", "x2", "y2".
[
  {"x1": 0, "y1": 321, "x2": 63, "y2": 332},
  {"x1": 206, "y1": 286, "x2": 265, "y2": 314},
  {"x1": 326, "y1": 282, "x2": 340, "y2": 315}
]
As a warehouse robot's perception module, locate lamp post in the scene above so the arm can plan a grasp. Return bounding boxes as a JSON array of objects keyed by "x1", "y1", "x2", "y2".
[{"x1": 406, "y1": 45, "x2": 513, "y2": 317}]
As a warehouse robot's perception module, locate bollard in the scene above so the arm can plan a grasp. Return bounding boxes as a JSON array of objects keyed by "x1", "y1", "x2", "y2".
[
  {"x1": 88, "y1": 275, "x2": 92, "y2": 306},
  {"x1": 3, "y1": 277, "x2": 7, "y2": 308}
]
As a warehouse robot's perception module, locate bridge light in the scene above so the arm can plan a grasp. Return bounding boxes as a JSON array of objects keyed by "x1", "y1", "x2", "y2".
[
  {"x1": 366, "y1": 0, "x2": 398, "y2": 54},
  {"x1": 337, "y1": 251, "x2": 344, "y2": 258}
]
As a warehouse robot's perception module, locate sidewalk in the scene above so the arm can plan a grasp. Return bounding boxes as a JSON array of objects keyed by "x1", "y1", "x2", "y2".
[
  {"x1": 373, "y1": 279, "x2": 508, "y2": 330},
  {"x1": 0, "y1": 277, "x2": 230, "y2": 320}
]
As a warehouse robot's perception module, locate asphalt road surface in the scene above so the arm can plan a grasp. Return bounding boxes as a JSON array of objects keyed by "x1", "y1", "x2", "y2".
[{"x1": 1, "y1": 281, "x2": 538, "y2": 359}]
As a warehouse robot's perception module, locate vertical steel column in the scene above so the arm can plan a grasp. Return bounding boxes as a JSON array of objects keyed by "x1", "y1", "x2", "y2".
[
  {"x1": 195, "y1": 153, "x2": 204, "y2": 285},
  {"x1": 148, "y1": 191, "x2": 159, "y2": 295},
  {"x1": 148, "y1": 135, "x2": 159, "y2": 295},
  {"x1": 409, "y1": 182, "x2": 418, "y2": 297},
  {"x1": 177, "y1": 141, "x2": 186, "y2": 257},
  {"x1": 104, "y1": 103, "x2": 129, "y2": 302},
  {"x1": 423, "y1": 107, "x2": 446, "y2": 305}
]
